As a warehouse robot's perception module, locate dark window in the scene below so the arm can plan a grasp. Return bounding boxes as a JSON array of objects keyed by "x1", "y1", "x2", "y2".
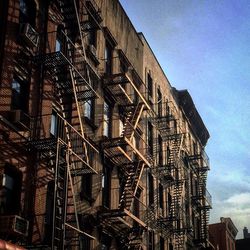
[
  {"x1": 105, "y1": 42, "x2": 113, "y2": 75},
  {"x1": 159, "y1": 183, "x2": 163, "y2": 209},
  {"x1": 11, "y1": 77, "x2": 29, "y2": 112},
  {"x1": 84, "y1": 99, "x2": 95, "y2": 122},
  {"x1": 80, "y1": 234, "x2": 91, "y2": 250},
  {"x1": 148, "y1": 173, "x2": 154, "y2": 206},
  {"x1": 80, "y1": 173, "x2": 93, "y2": 202},
  {"x1": 20, "y1": 0, "x2": 36, "y2": 26},
  {"x1": 102, "y1": 165, "x2": 111, "y2": 208},
  {"x1": 169, "y1": 243, "x2": 173, "y2": 250},
  {"x1": 158, "y1": 135, "x2": 163, "y2": 166},
  {"x1": 88, "y1": 19, "x2": 97, "y2": 47},
  {"x1": 44, "y1": 181, "x2": 54, "y2": 244},
  {"x1": 147, "y1": 73, "x2": 153, "y2": 98},
  {"x1": 0, "y1": 164, "x2": 22, "y2": 215},
  {"x1": 166, "y1": 146, "x2": 171, "y2": 165},
  {"x1": 133, "y1": 187, "x2": 142, "y2": 224},
  {"x1": 148, "y1": 122, "x2": 153, "y2": 156},
  {"x1": 157, "y1": 88, "x2": 162, "y2": 116},
  {"x1": 148, "y1": 231, "x2": 154, "y2": 250},
  {"x1": 167, "y1": 193, "x2": 172, "y2": 216},
  {"x1": 103, "y1": 101, "x2": 112, "y2": 137},
  {"x1": 100, "y1": 232, "x2": 111, "y2": 250},
  {"x1": 160, "y1": 236, "x2": 164, "y2": 250},
  {"x1": 56, "y1": 25, "x2": 65, "y2": 53}
]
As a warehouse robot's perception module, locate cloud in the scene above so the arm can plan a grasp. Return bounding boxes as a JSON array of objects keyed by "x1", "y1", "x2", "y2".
[{"x1": 226, "y1": 193, "x2": 250, "y2": 206}]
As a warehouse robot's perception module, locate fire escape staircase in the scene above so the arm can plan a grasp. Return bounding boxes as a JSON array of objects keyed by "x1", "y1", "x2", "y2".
[
  {"x1": 100, "y1": 72, "x2": 153, "y2": 246},
  {"x1": 30, "y1": 0, "x2": 102, "y2": 249},
  {"x1": 187, "y1": 150, "x2": 211, "y2": 246}
]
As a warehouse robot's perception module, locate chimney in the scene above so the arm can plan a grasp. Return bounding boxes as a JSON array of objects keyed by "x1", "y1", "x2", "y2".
[{"x1": 243, "y1": 227, "x2": 249, "y2": 239}]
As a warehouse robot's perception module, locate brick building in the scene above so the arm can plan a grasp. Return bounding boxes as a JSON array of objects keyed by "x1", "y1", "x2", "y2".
[
  {"x1": 0, "y1": 0, "x2": 212, "y2": 249},
  {"x1": 209, "y1": 217, "x2": 238, "y2": 250}
]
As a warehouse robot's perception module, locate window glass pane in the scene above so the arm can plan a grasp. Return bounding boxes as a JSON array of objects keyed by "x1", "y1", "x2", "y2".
[
  {"x1": 56, "y1": 39, "x2": 61, "y2": 52},
  {"x1": 2, "y1": 174, "x2": 14, "y2": 190},
  {"x1": 50, "y1": 111, "x2": 57, "y2": 135},
  {"x1": 11, "y1": 79, "x2": 21, "y2": 109},
  {"x1": 84, "y1": 100, "x2": 91, "y2": 119},
  {"x1": 119, "y1": 119, "x2": 124, "y2": 136},
  {"x1": 20, "y1": 0, "x2": 28, "y2": 15},
  {"x1": 103, "y1": 101, "x2": 111, "y2": 137}
]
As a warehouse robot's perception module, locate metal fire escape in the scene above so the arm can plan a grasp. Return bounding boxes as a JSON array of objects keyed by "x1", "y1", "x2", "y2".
[
  {"x1": 100, "y1": 65, "x2": 153, "y2": 248},
  {"x1": 30, "y1": 0, "x2": 102, "y2": 249},
  {"x1": 187, "y1": 149, "x2": 212, "y2": 247},
  {"x1": 154, "y1": 101, "x2": 186, "y2": 249}
]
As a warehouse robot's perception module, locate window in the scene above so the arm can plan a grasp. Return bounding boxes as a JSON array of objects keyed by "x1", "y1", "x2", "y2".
[
  {"x1": 159, "y1": 183, "x2": 163, "y2": 210},
  {"x1": 148, "y1": 122, "x2": 153, "y2": 156},
  {"x1": 157, "y1": 88, "x2": 162, "y2": 116},
  {"x1": 167, "y1": 193, "x2": 172, "y2": 216},
  {"x1": 169, "y1": 243, "x2": 173, "y2": 250},
  {"x1": 166, "y1": 146, "x2": 171, "y2": 165},
  {"x1": 147, "y1": 73, "x2": 153, "y2": 98},
  {"x1": 103, "y1": 101, "x2": 112, "y2": 137},
  {"x1": 102, "y1": 165, "x2": 111, "y2": 208},
  {"x1": 80, "y1": 235, "x2": 91, "y2": 250},
  {"x1": 20, "y1": 0, "x2": 36, "y2": 26},
  {"x1": 44, "y1": 181, "x2": 54, "y2": 244},
  {"x1": 133, "y1": 187, "x2": 142, "y2": 223},
  {"x1": 84, "y1": 99, "x2": 95, "y2": 122},
  {"x1": 148, "y1": 231, "x2": 154, "y2": 250},
  {"x1": 0, "y1": 164, "x2": 22, "y2": 215},
  {"x1": 158, "y1": 135, "x2": 163, "y2": 166},
  {"x1": 160, "y1": 236, "x2": 165, "y2": 250},
  {"x1": 56, "y1": 25, "x2": 64, "y2": 52},
  {"x1": 11, "y1": 77, "x2": 29, "y2": 112},
  {"x1": 88, "y1": 19, "x2": 97, "y2": 47},
  {"x1": 148, "y1": 173, "x2": 154, "y2": 206},
  {"x1": 50, "y1": 110, "x2": 59, "y2": 136},
  {"x1": 104, "y1": 42, "x2": 113, "y2": 75},
  {"x1": 80, "y1": 173, "x2": 93, "y2": 202},
  {"x1": 100, "y1": 232, "x2": 111, "y2": 250}
]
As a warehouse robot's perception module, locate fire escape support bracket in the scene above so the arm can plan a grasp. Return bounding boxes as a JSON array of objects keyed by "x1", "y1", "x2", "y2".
[
  {"x1": 129, "y1": 103, "x2": 145, "y2": 141},
  {"x1": 124, "y1": 137, "x2": 151, "y2": 167},
  {"x1": 125, "y1": 73, "x2": 152, "y2": 112},
  {"x1": 123, "y1": 209, "x2": 147, "y2": 228},
  {"x1": 132, "y1": 163, "x2": 145, "y2": 197}
]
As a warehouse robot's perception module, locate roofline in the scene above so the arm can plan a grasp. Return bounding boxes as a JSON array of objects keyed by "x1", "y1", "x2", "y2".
[
  {"x1": 118, "y1": 1, "x2": 144, "y2": 46},
  {"x1": 137, "y1": 32, "x2": 172, "y2": 89}
]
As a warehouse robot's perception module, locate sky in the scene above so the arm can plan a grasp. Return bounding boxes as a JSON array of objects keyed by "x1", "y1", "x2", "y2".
[{"x1": 120, "y1": 0, "x2": 250, "y2": 239}]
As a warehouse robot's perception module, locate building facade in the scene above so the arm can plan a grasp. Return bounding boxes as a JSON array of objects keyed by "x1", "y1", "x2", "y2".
[
  {"x1": 209, "y1": 217, "x2": 238, "y2": 250},
  {"x1": 0, "y1": 0, "x2": 212, "y2": 249}
]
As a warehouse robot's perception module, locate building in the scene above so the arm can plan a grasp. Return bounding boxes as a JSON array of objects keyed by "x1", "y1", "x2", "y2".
[
  {"x1": 209, "y1": 217, "x2": 238, "y2": 250},
  {"x1": 235, "y1": 227, "x2": 250, "y2": 250},
  {"x1": 0, "y1": 0, "x2": 212, "y2": 249},
  {"x1": 243, "y1": 227, "x2": 250, "y2": 239}
]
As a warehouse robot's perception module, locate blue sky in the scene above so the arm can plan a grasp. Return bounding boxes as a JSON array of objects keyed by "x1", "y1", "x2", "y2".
[{"x1": 120, "y1": 0, "x2": 250, "y2": 239}]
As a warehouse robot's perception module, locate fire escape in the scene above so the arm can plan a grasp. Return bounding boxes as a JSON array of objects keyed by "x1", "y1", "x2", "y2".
[
  {"x1": 30, "y1": 0, "x2": 102, "y2": 249},
  {"x1": 187, "y1": 149, "x2": 212, "y2": 247},
  {"x1": 100, "y1": 64, "x2": 153, "y2": 248},
  {"x1": 154, "y1": 101, "x2": 186, "y2": 249}
]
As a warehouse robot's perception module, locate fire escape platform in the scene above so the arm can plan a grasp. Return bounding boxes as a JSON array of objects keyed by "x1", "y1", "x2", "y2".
[
  {"x1": 100, "y1": 208, "x2": 147, "y2": 229},
  {"x1": 35, "y1": 46, "x2": 100, "y2": 100},
  {"x1": 101, "y1": 136, "x2": 151, "y2": 167},
  {"x1": 103, "y1": 72, "x2": 152, "y2": 112}
]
